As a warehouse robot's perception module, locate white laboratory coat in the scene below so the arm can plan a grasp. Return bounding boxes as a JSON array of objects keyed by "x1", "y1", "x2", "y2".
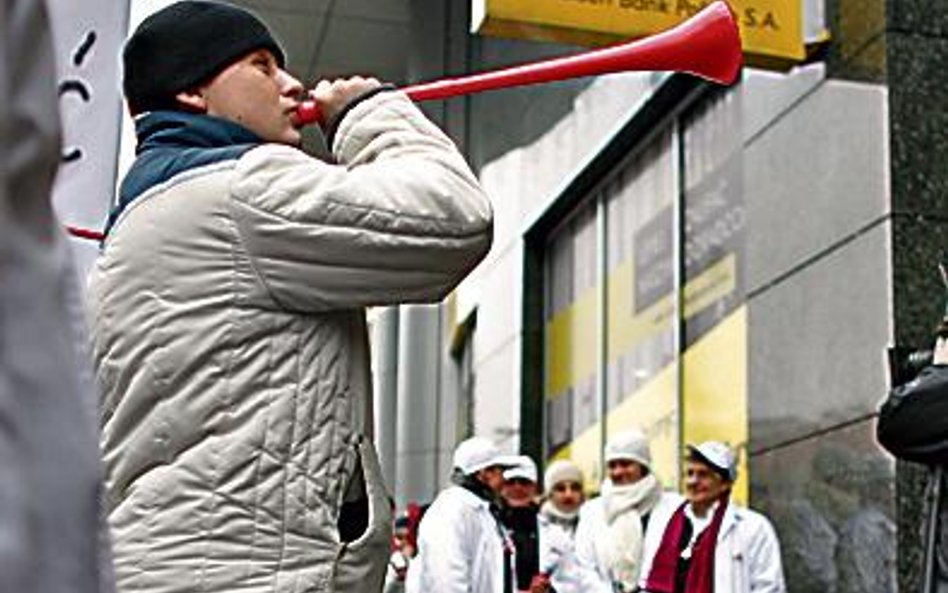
[
  {"x1": 406, "y1": 485, "x2": 515, "y2": 593},
  {"x1": 639, "y1": 500, "x2": 786, "y2": 593}
]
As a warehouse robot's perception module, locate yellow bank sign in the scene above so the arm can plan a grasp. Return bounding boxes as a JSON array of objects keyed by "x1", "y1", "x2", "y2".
[{"x1": 472, "y1": 0, "x2": 805, "y2": 67}]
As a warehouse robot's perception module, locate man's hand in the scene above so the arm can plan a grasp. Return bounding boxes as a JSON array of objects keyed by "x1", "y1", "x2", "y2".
[
  {"x1": 308, "y1": 76, "x2": 382, "y2": 131},
  {"x1": 528, "y1": 573, "x2": 551, "y2": 593}
]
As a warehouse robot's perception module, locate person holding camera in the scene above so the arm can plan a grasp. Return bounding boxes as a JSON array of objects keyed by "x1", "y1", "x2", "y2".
[{"x1": 877, "y1": 314, "x2": 948, "y2": 593}]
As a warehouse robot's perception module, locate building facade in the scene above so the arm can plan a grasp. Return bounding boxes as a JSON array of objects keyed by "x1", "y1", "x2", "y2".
[
  {"x1": 100, "y1": 0, "x2": 947, "y2": 590},
  {"x1": 373, "y1": 1, "x2": 948, "y2": 591}
]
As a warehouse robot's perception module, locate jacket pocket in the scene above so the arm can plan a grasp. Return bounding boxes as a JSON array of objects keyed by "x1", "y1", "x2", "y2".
[{"x1": 332, "y1": 436, "x2": 392, "y2": 592}]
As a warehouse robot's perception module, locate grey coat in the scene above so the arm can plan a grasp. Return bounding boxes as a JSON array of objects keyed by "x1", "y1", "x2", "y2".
[{"x1": 0, "y1": 1, "x2": 114, "y2": 591}]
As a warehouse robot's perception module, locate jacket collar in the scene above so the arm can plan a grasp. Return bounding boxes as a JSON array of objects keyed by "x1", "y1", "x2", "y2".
[
  {"x1": 455, "y1": 472, "x2": 502, "y2": 508},
  {"x1": 106, "y1": 111, "x2": 263, "y2": 238},
  {"x1": 134, "y1": 111, "x2": 262, "y2": 153},
  {"x1": 684, "y1": 496, "x2": 743, "y2": 541},
  {"x1": 716, "y1": 501, "x2": 742, "y2": 540}
]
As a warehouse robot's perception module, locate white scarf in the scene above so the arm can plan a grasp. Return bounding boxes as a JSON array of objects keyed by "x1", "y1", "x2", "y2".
[
  {"x1": 600, "y1": 473, "x2": 663, "y2": 589},
  {"x1": 539, "y1": 499, "x2": 580, "y2": 531}
]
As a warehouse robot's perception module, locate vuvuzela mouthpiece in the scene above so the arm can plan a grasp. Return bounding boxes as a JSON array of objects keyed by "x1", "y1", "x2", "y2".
[{"x1": 296, "y1": 101, "x2": 322, "y2": 126}]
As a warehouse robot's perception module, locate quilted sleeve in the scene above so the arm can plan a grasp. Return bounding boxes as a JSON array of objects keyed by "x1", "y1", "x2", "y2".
[{"x1": 230, "y1": 91, "x2": 492, "y2": 312}]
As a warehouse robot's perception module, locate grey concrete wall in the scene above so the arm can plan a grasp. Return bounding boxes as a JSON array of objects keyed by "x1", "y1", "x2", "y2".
[{"x1": 744, "y1": 70, "x2": 896, "y2": 593}]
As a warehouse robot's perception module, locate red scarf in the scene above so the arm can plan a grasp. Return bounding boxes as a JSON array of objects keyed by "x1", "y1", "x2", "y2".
[{"x1": 643, "y1": 495, "x2": 729, "y2": 593}]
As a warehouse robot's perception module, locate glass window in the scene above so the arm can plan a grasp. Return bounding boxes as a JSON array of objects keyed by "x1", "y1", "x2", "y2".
[
  {"x1": 538, "y1": 89, "x2": 749, "y2": 499},
  {"x1": 543, "y1": 201, "x2": 599, "y2": 467},
  {"x1": 603, "y1": 128, "x2": 680, "y2": 488},
  {"x1": 680, "y1": 89, "x2": 749, "y2": 504}
]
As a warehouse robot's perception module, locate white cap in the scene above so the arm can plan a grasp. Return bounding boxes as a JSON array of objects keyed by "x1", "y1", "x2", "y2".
[
  {"x1": 604, "y1": 429, "x2": 652, "y2": 471},
  {"x1": 686, "y1": 441, "x2": 738, "y2": 482},
  {"x1": 452, "y1": 437, "x2": 518, "y2": 475},
  {"x1": 543, "y1": 459, "x2": 583, "y2": 494},
  {"x1": 503, "y1": 455, "x2": 538, "y2": 483}
]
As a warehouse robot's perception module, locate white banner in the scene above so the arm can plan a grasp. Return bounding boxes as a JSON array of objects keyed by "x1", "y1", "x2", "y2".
[{"x1": 47, "y1": 0, "x2": 130, "y2": 283}]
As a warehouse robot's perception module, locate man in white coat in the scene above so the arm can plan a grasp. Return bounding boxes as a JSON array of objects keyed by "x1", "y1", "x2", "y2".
[
  {"x1": 574, "y1": 429, "x2": 680, "y2": 593},
  {"x1": 639, "y1": 441, "x2": 785, "y2": 593},
  {"x1": 406, "y1": 437, "x2": 518, "y2": 593}
]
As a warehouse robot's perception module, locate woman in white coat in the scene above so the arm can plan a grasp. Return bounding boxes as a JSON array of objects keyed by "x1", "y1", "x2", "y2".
[
  {"x1": 639, "y1": 441, "x2": 785, "y2": 593},
  {"x1": 532, "y1": 460, "x2": 587, "y2": 593},
  {"x1": 406, "y1": 437, "x2": 518, "y2": 593}
]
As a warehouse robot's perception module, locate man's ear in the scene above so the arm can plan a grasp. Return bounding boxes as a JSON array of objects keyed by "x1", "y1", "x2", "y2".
[{"x1": 175, "y1": 89, "x2": 208, "y2": 113}]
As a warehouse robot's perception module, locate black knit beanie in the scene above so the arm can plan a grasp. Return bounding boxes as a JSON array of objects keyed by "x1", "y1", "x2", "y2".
[{"x1": 123, "y1": 1, "x2": 286, "y2": 115}]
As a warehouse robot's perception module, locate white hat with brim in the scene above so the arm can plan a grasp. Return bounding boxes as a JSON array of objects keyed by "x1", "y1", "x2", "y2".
[
  {"x1": 503, "y1": 455, "x2": 538, "y2": 483},
  {"x1": 453, "y1": 437, "x2": 519, "y2": 475},
  {"x1": 686, "y1": 441, "x2": 738, "y2": 482}
]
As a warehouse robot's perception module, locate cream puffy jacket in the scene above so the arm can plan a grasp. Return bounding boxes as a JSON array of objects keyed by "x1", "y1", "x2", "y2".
[{"x1": 88, "y1": 91, "x2": 492, "y2": 593}]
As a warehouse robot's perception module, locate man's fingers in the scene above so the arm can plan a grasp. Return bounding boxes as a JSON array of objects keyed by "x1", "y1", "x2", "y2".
[
  {"x1": 309, "y1": 77, "x2": 381, "y2": 100},
  {"x1": 308, "y1": 76, "x2": 383, "y2": 127}
]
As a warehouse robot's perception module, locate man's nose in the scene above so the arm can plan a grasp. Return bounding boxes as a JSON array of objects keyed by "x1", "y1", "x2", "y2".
[{"x1": 279, "y1": 70, "x2": 304, "y2": 97}]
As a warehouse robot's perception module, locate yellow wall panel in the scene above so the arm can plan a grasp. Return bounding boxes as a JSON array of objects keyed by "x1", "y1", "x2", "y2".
[
  {"x1": 606, "y1": 364, "x2": 680, "y2": 489},
  {"x1": 552, "y1": 420, "x2": 607, "y2": 491},
  {"x1": 545, "y1": 286, "x2": 599, "y2": 396},
  {"x1": 681, "y1": 305, "x2": 748, "y2": 504}
]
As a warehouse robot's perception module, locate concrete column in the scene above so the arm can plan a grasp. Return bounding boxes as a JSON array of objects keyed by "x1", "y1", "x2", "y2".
[
  {"x1": 395, "y1": 304, "x2": 441, "y2": 508},
  {"x1": 371, "y1": 306, "x2": 399, "y2": 491}
]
